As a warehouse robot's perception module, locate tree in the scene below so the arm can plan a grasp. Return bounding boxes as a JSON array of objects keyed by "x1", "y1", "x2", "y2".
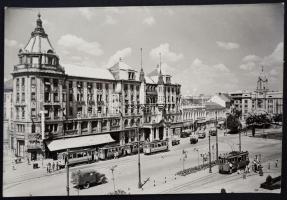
[
  {"x1": 226, "y1": 114, "x2": 241, "y2": 134},
  {"x1": 273, "y1": 114, "x2": 282, "y2": 123},
  {"x1": 246, "y1": 113, "x2": 271, "y2": 128}
]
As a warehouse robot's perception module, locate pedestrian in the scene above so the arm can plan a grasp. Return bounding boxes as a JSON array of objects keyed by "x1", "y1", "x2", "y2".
[
  {"x1": 56, "y1": 162, "x2": 59, "y2": 170},
  {"x1": 52, "y1": 162, "x2": 55, "y2": 172},
  {"x1": 275, "y1": 160, "x2": 278, "y2": 168},
  {"x1": 48, "y1": 162, "x2": 51, "y2": 173},
  {"x1": 114, "y1": 152, "x2": 116, "y2": 159},
  {"x1": 46, "y1": 163, "x2": 49, "y2": 173}
]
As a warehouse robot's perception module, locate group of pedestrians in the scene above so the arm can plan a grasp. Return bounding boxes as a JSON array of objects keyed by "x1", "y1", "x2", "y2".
[{"x1": 46, "y1": 161, "x2": 59, "y2": 173}]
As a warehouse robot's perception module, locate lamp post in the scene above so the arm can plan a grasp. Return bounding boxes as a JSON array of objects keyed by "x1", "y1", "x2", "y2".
[
  {"x1": 137, "y1": 127, "x2": 142, "y2": 189},
  {"x1": 110, "y1": 165, "x2": 117, "y2": 193},
  {"x1": 215, "y1": 111, "x2": 218, "y2": 162},
  {"x1": 66, "y1": 148, "x2": 70, "y2": 196},
  {"x1": 194, "y1": 148, "x2": 199, "y2": 167},
  {"x1": 208, "y1": 133, "x2": 212, "y2": 173}
]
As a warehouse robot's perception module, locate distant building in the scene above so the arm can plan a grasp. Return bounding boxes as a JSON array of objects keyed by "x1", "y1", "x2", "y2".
[
  {"x1": 229, "y1": 67, "x2": 283, "y2": 119},
  {"x1": 9, "y1": 14, "x2": 182, "y2": 160},
  {"x1": 208, "y1": 93, "x2": 231, "y2": 109}
]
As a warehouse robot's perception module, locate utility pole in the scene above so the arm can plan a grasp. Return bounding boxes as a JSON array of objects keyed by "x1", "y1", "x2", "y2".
[
  {"x1": 209, "y1": 133, "x2": 212, "y2": 173},
  {"x1": 215, "y1": 111, "x2": 218, "y2": 162},
  {"x1": 137, "y1": 127, "x2": 142, "y2": 189},
  {"x1": 66, "y1": 148, "x2": 70, "y2": 196},
  {"x1": 110, "y1": 165, "x2": 117, "y2": 193},
  {"x1": 239, "y1": 128, "x2": 242, "y2": 152}
]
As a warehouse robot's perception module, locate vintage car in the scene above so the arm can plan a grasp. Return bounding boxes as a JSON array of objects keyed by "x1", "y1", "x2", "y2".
[
  {"x1": 190, "y1": 134, "x2": 199, "y2": 144},
  {"x1": 209, "y1": 127, "x2": 217, "y2": 136},
  {"x1": 71, "y1": 169, "x2": 107, "y2": 189},
  {"x1": 198, "y1": 130, "x2": 206, "y2": 139},
  {"x1": 180, "y1": 129, "x2": 192, "y2": 138}
]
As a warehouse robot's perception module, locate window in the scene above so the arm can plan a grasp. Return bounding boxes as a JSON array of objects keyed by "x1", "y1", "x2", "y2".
[
  {"x1": 69, "y1": 81, "x2": 73, "y2": 88},
  {"x1": 105, "y1": 83, "x2": 109, "y2": 90},
  {"x1": 54, "y1": 93, "x2": 59, "y2": 102},
  {"x1": 113, "y1": 84, "x2": 116, "y2": 92},
  {"x1": 31, "y1": 92, "x2": 36, "y2": 101},
  {"x1": 31, "y1": 108, "x2": 36, "y2": 118},
  {"x1": 21, "y1": 92, "x2": 25, "y2": 102},
  {"x1": 69, "y1": 107, "x2": 73, "y2": 116},
  {"x1": 53, "y1": 79, "x2": 58, "y2": 87},
  {"x1": 69, "y1": 93, "x2": 73, "y2": 101},
  {"x1": 16, "y1": 93, "x2": 20, "y2": 103},
  {"x1": 16, "y1": 107, "x2": 19, "y2": 119},
  {"x1": 97, "y1": 83, "x2": 102, "y2": 90},
  {"x1": 22, "y1": 78, "x2": 25, "y2": 86},
  {"x1": 244, "y1": 100, "x2": 248, "y2": 103},
  {"x1": 31, "y1": 124, "x2": 36, "y2": 133},
  {"x1": 22, "y1": 107, "x2": 25, "y2": 119},
  {"x1": 31, "y1": 77, "x2": 36, "y2": 86},
  {"x1": 63, "y1": 93, "x2": 67, "y2": 102}
]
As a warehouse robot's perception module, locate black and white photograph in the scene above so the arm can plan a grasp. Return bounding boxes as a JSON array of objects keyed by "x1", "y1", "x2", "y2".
[{"x1": 2, "y1": 3, "x2": 284, "y2": 196}]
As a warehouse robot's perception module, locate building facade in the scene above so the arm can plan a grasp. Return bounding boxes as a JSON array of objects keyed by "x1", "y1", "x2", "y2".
[
  {"x1": 10, "y1": 14, "x2": 182, "y2": 160},
  {"x1": 4, "y1": 79, "x2": 13, "y2": 149},
  {"x1": 229, "y1": 67, "x2": 283, "y2": 119}
]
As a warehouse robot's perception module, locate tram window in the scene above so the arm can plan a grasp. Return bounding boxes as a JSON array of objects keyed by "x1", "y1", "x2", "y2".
[{"x1": 158, "y1": 143, "x2": 162, "y2": 147}]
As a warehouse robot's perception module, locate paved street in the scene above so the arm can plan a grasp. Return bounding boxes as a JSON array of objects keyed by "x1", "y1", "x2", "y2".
[{"x1": 3, "y1": 128, "x2": 282, "y2": 196}]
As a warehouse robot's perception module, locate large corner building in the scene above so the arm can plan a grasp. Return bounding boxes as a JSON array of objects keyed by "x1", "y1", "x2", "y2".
[{"x1": 10, "y1": 14, "x2": 182, "y2": 160}]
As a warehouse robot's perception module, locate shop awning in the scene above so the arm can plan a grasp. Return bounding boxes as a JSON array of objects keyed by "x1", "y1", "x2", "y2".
[{"x1": 46, "y1": 134, "x2": 115, "y2": 152}]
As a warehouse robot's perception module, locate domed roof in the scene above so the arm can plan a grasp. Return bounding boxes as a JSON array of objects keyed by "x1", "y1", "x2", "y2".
[{"x1": 22, "y1": 13, "x2": 55, "y2": 54}]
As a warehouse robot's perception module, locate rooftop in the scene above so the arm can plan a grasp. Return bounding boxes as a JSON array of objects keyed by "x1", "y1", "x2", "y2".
[{"x1": 63, "y1": 64, "x2": 115, "y2": 80}]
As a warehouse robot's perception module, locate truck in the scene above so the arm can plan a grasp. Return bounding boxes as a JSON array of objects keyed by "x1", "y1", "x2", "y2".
[
  {"x1": 71, "y1": 169, "x2": 107, "y2": 189},
  {"x1": 171, "y1": 134, "x2": 180, "y2": 146}
]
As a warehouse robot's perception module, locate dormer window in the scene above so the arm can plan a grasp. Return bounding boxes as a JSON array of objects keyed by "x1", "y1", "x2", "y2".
[
  {"x1": 128, "y1": 72, "x2": 135, "y2": 80},
  {"x1": 166, "y1": 76, "x2": 171, "y2": 84}
]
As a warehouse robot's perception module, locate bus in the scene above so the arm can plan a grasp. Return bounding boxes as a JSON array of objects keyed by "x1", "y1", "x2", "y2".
[
  {"x1": 143, "y1": 140, "x2": 169, "y2": 155},
  {"x1": 218, "y1": 151, "x2": 249, "y2": 174}
]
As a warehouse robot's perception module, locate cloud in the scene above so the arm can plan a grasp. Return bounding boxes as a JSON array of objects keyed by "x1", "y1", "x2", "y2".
[
  {"x1": 177, "y1": 58, "x2": 237, "y2": 95},
  {"x1": 5, "y1": 38, "x2": 18, "y2": 47},
  {"x1": 105, "y1": 15, "x2": 117, "y2": 24},
  {"x1": 239, "y1": 62, "x2": 256, "y2": 70},
  {"x1": 57, "y1": 34, "x2": 103, "y2": 56},
  {"x1": 216, "y1": 41, "x2": 240, "y2": 50},
  {"x1": 242, "y1": 55, "x2": 261, "y2": 63},
  {"x1": 106, "y1": 47, "x2": 132, "y2": 68},
  {"x1": 143, "y1": 16, "x2": 155, "y2": 26},
  {"x1": 260, "y1": 42, "x2": 283, "y2": 68},
  {"x1": 213, "y1": 63, "x2": 230, "y2": 72},
  {"x1": 269, "y1": 68, "x2": 279, "y2": 77},
  {"x1": 79, "y1": 8, "x2": 94, "y2": 20},
  {"x1": 150, "y1": 43, "x2": 183, "y2": 62}
]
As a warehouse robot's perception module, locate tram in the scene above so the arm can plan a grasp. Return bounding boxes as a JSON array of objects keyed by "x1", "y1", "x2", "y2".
[
  {"x1": 143, "y1": 140, "x2": 169, "y2": 155},
  {"x1": 58, "y1": 148, "x2": 98, "y2": 168},
  {"x1": 218, "y1": 151, "x2": 250, "y2": 174},
  {"x1": 98, "y1": 144, "x2": 132, "y2": 160}
]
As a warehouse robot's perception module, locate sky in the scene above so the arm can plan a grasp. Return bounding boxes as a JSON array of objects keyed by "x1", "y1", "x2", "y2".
[{"x1": 4, "y1": 4, "x2": 284, "y2": 96}]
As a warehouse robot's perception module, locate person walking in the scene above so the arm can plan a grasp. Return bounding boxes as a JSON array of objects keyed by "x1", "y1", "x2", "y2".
[
  {"x1": 46, "y1": 163, "x2": 49, "y2": 173},
  {"x1": 48, "y1": 162, "x2": 51, "y2": 173},
  {"x1": 56, "y1": 162, "x2": 59, "y2": 171},
  {"x1": 275, "y1": 160, "x2": 278, "y2": 168},
  {"x1": 52, "y1": 162, "x2": 55, "y2": 172}
]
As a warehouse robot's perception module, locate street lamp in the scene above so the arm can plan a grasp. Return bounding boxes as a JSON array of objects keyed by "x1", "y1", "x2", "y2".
[
  {"x1": 110, "y1": 165, "x2": 117, "y2": 193},
  {"x1": 215, "y1": 111, "x2": 219, "y2": 162},
  {"x1": 208, "y1": 133, "x2": 212, "y2": 173},
  {"x1": 194, "y1": 148, "x2": 199, "y2": 167},
  {"x1": 66, "y1": 148, "x2": 70, "y2": 196},
  {"x1": 137, "y1": 126, "x2": 142, "y2": 189}
]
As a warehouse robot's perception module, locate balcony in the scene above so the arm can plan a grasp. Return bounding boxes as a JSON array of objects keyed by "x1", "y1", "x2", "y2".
[
  {"x1": 97, "y1": 101, "x2": 104, "y2": 106},
  {"x1": 76, "y1": 101, "x2": 86, "y2": 106},
  {"x1": 88, "y1": 100, "x2": 95, "y2": 105}
]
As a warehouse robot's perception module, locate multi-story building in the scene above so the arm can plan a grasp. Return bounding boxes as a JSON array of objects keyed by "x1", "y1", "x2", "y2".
[
  {"x1": 4, "y1": 79, "x2": 13, "y2": 149},
  {"x1": 229, "y1": 67, "x2": 283, "y2": 119},
  {"x1": 182, "y1": 96, "x2": 227, "y2": 130},
  {"x1": 10, "y1": 14, "x2": 182, "y2": 160}
]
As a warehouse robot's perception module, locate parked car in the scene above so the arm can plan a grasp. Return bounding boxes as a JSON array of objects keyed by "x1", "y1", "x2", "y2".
[
  {"x1": 180, "y1": 129, "x2": 192, "y2": 138},
  {"x1": 198, "y1": 130, "x2": 206, "y2": 139},
  {"x1": 190, "y1": 134, "x2": 199, "y2": 144},
  {"x1": 71, "y1": 169, "x2": 107, "y2": 189},
  {"x1": 172, "y1": 136, "x2": 180, "y2": 146},
  {"x1": 209, "y1": 127, "x2": 217, "y2": 136}
]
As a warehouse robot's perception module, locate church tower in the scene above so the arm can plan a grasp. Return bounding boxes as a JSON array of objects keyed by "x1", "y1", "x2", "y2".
[
  {"x1": 139, "y1": 48, "x2": 146, "y2": 106},
  {"x1": 157, "y1": 53, "x2": 165, "y2": 111},
  {"x1": 256, "y1": 66, "x2": 269, "y2": 94}
]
